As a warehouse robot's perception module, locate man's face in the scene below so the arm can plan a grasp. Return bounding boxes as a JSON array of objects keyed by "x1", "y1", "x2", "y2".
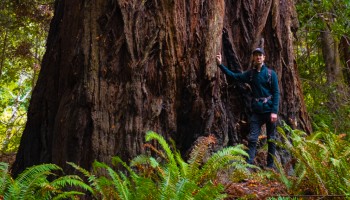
[{"x1": 253, "y1": 53, "x2": 265, "y2": 65}]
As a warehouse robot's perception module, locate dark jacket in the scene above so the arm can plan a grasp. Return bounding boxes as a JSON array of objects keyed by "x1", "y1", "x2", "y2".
[{"x1": 219, "y1": 64, "x2": 279, "y2": 114}]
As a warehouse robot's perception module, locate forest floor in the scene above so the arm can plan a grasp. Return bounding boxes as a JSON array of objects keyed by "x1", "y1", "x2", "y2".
[
  {"x1": 218, "y1": 159, "x2": 290, "y2": 200},
  {"x1": 224, "y1": 177, "x2": 288, "y2": 200}
]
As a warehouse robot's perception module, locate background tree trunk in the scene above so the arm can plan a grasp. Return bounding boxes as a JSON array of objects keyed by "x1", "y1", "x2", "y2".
[
  {"x1": 320, "y1": 18, "x2": 347, "y2": 110},
  {"x1": 13, "y1": 0, "x2": 311, "y2": 175},
  {"x1": 321, "y1": 29, "x2": 343, "y2": 85},
  {"x1": 340, "y1": 36, "x2": 350, "y2": 85}
]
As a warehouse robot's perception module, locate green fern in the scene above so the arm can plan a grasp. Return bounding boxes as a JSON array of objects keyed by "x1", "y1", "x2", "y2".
[
  {"x1": 112, "y1": 156, "x2": 161, "y2": 199},
  {"x1": 69, "y1": 131, "x2": 254, "y2": 199},
  {"x1": 145, "y1": 131, "x2": 176, "y2": 165},
  {"x1": 51, "y1": 191, "x2": 86, "y2": 200},
  {"x1": 196, "y1": 145, "x2": 249, "y2": 184},
  {"x1": 67, "y1": 162, "x2": 101, "y2": 197},
  {"x1": 186, "y1": 135, "x2": 215, "y2": 180},
  {"x1": 172, "y1": 178, "x2": 196, "y2": 200},
  {"x1": 94, "y1": 160, "x2": 133, "y2": 200},
  {"x1": 0, "y1": 162, "x2": 92, "y2": 200},
  {"x1": 70, "y1": 157, "x2": 160, "y2": 200},
  {"x1": 141, "y1": 131, "x2": 250, "y2": 199},
  {"x1": 276, "y1": 121, "x2": 350, "y2": 196},
  {"x1": 0, "y1": 162, "x2": 11, "y2": 197}
]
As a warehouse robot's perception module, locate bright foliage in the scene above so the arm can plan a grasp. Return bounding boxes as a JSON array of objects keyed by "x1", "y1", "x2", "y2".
[{"x1": 0, "y1": 0, "x2": 53, "y2": 154}]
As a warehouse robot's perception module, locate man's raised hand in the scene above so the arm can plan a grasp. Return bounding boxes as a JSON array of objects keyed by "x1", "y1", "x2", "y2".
[
  {"x1": 216, "y1": 53, "x2": 222, "y2": 65},
  {"x1": 271, "y1": 113, "x2": 278, "y2": 123}
]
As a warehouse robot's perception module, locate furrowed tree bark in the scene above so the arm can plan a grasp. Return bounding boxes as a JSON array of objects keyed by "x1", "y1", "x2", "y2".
[{"x1": 13, "y1": 0, "x2": 311, "y2": 175}]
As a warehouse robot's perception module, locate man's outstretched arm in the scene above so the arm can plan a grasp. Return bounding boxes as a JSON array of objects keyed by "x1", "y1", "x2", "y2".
[{"x1": 216, "y1": 53, "x2": 249, "y2": 82}]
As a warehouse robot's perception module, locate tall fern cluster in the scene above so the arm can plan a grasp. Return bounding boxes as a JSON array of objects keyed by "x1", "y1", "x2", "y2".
[
  {"x1": 276, "y1": 122, "x2": 350, "y2": 197},
  {"x1": 70, "y1": 131, "x2": 251, "y2": 200}
]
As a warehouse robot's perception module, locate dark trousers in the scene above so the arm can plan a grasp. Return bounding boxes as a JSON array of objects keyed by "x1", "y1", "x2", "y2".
[{"x1": 246, "y1": 113, "x2": 276, "y2": 167}]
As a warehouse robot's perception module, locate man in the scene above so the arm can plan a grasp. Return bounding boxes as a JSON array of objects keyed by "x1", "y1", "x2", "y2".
[{"x1": 216, "y1": 48, "x2": 279, "y2": 168}]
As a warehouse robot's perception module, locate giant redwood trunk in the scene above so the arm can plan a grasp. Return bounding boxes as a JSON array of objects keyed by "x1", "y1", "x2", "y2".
[{"x1": 13, "y1": 0, "x2": 311, "y2": 175}]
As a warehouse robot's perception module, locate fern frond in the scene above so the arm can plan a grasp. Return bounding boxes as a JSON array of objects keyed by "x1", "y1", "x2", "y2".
[
  {"x1": 25, "y1": 176, "x2": 58, "y2": 200},
  {"x1": 67, "y1": 162, "x2": 99, "y2": 197},
  {"x1": 197, "y1": 145, "x2": 247, "y2": 183},
  {"x1": 50, "y1": 175, "x2": 94, "y2": 194},
  {"x1": 130, "y1": 155, "x2": 152, "y2": 166},
  {"x1": 144, "y1": 143, "x2": 167, "y2": 160},
  {"x1": 308, "y1": 131, "x2": 323, "y2": 141},
  {"x1": 93, "y1": 160, "x2": 131, "y2": 200},
  {"x1": 129, "y1": 176, "x2": 159, "y2": 200},
  {"x1": 51, "y1": 191, "x2": 85, "y2": 200},
  {"x1": 277, "y1": 122, "x2": 350, "y2": 196},
  {"x1": 0, "y1": 162, "x2": 12, "y2": 195},
  {"x1": 145, "y1": 131, "x2": 176, "y2": 166},
  {"x1": 158, "y1": 166, "x2": 180, "y2": 200},
  {"x1": 187, "y1": 135, "x2": 216, "y2": 179},
  {"x1": 274, "y1": 158, "x2": 293, "y2": 190},
  {"x1": 172, "y1": 178, "x2": 197, "y2": 200},
  {"x1": 13, "y1": 164, "x2": 59, "y2": 200},
  {"x1": 0, "y1": 162, "x2": 9, "y2": 172},
  {"x1": 175, "y1": 150, "x2": 188, "y2": 177},
  {"x1": 33, "y1": 181, "x2": 77, "y2": 200},
  {"x1": 112, "y1": 155, "x2": 158, "y2": 199},
  {"x1": 15, "y1": 163, "x2": 61, "y2": 185},
  {"x1": 149, "y1": 157, "x2": 160, "y2": 169},
  {"x1": 112, "y1": 156, "x2": 138, "y2": 178},
  {"x1": 1, "y1": 163, "x2": 92, "y2": 200}
]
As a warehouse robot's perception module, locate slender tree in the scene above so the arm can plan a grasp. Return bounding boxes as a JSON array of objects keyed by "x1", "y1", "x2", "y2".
[{"x1": 13, "y1": 0, "x2": 311, "y2": 175}]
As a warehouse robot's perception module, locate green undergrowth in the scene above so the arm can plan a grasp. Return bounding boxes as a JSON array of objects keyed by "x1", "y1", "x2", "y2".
[
  {"x1": 69, "y1": 131, "x2": 252, "y2": 199},
  {"x1": 1, "y1": 131, "x2": 252, "y2": 199},
  {"x1": 275, "y1": 122, "x2": 350, "y2": 198},
  {"x1": 1, "y1": 128, "x2": 349, "y2": 199}
]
